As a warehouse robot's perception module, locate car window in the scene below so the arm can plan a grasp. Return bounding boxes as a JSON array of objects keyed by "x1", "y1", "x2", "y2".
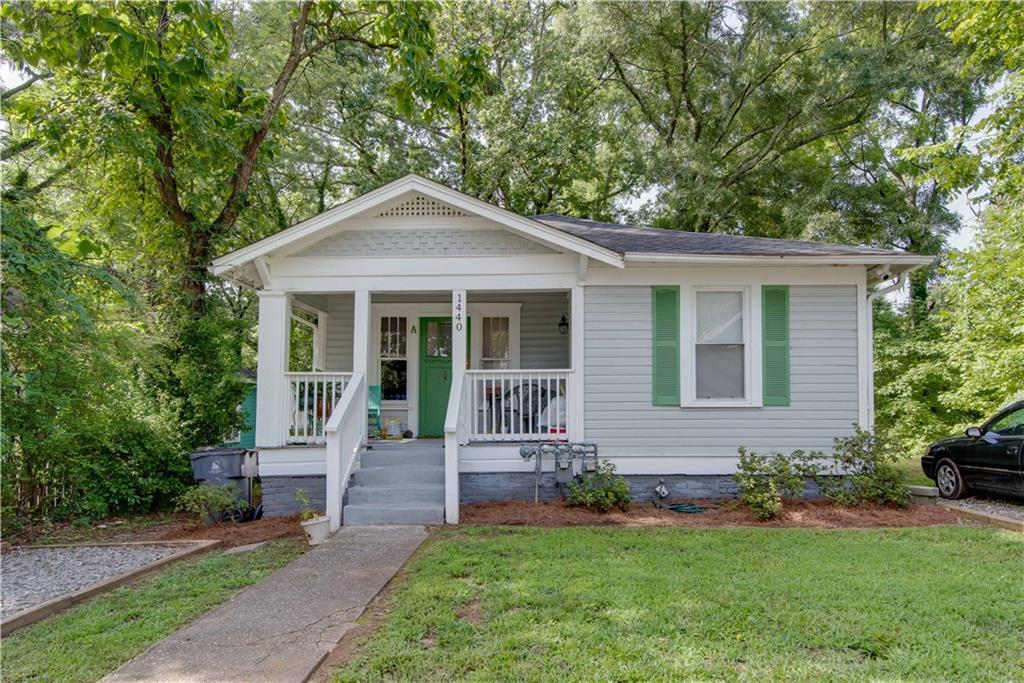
[{"x1": 987, "y1": 407, "x2": 1024, "y2": 436}]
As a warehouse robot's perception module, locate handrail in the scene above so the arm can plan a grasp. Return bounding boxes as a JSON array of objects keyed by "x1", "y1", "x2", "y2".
[
  {"x1": 442, "y1": 369, "x2": 466, "y2": 524},
  {"x1": 325, "y1": 372, "x2": 366, "y2": 532}
]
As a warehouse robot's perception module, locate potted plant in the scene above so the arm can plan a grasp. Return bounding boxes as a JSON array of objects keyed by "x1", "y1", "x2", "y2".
[{"x1": 295, "y1": 488, "x2": 330, "y2": 545}]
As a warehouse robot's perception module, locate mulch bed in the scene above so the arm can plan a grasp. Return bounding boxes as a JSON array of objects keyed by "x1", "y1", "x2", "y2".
[
  {"x1": 459, "y1": 499, "x2": 962, "y2": 528},
  {"x1": 5, "y1": 514, "x2": 305, "y2": 549},
  {"x1": 156, "y1": 515, "x2": 304, "y2": 546}
]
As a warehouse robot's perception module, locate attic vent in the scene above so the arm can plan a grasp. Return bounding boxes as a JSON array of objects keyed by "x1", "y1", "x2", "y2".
[{"x1": 377, "y1": 194, "x2": 468, "y2": 218}]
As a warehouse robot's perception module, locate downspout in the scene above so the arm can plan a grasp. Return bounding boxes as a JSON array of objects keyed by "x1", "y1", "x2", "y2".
[{"x1": 864, "y1": 273, "x2": 904, "y2": 430}]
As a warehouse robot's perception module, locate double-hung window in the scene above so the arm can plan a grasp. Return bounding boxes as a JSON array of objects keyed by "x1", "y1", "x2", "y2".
[
  {"x1": 480, "y1": 317, "x2": 511, "y2": 369},
  {"x1": 683, "y1": 286, "x2": 758, "y2": 407},
  {"x1": 379, "y1": 316, "x2": 408, "y2": 401}
]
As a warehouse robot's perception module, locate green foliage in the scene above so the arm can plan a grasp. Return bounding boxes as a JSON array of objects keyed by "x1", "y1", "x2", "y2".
[
  {"x1": 294, "y1": 488, "x2": 320, "y2": 521},
  {"x1": 1, "y1": 196, "x2": 188, "y2": 521},
  {"x1": 734, "y1": 448, "x2": 806, "y2": 520},
  {"x1": 174, "y1": 483, "x2": 245, "y2": 525},
  {"x1": 736, "y1": 427, "x2": 910, "y2": 519},
  {"x1": 566, "y1": 460, "x2": 631, "y2": 513},
  {"x1": 810, "y1": 427, "x2": 911, "y2": 508}
]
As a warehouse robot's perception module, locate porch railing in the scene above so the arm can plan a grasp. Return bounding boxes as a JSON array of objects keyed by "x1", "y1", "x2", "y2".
[
  {"x1": 466, "y1": 369, "x2": 572, "y2": 442},
  {"x1": 284, "y1": 372, "x2": 353, "y2": 444},
  {"x1": 443, "y1": 369, "x2": 469, "y2": 525},
  {"x1": 325, "y1": 372, "x2": 366, "y2": 532}
]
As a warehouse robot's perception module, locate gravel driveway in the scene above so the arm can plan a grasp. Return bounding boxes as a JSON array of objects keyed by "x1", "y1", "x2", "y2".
[
  {"x1": 1, "y1": 544, "x2": 181, "y2": 619},
  {"x1": 945, "y1": 496, "x2": 1024, "y2": 522}
]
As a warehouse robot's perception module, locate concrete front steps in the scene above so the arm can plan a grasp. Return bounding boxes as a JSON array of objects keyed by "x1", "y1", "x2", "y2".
[{"x1": 343, "y1": 440, "x2": 446, "y2": 526}]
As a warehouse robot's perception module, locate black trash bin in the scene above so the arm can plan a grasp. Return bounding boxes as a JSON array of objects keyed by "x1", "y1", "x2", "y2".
[{"x1": 189, "y1": 447, "x2": 252, "y2": 507}]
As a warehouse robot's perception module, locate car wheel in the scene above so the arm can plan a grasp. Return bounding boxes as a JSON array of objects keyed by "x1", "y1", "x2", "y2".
[{"x1": 935, "y1": 459, "x2": 966, "y2": 499}]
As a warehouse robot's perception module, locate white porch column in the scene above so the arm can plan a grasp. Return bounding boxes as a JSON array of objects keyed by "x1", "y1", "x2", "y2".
[
  {"x1": 255, "y1": 291, "x2": 291, "y2": 447},
  {"x1": 353, "y1": 290, "x2": 371, "y2": 376},
  {"x1": 569, "y1": 286, "x2": 585, "y2": 441},
  {"x1": 445, "y1": 289, "x2": 467, "y2": 524},
  {"x1": 353, "y1": 290, "x2": 371, "y2": 446},
  {"x1": 452, "y1": 289, "x2": 467, "y2": 370}
]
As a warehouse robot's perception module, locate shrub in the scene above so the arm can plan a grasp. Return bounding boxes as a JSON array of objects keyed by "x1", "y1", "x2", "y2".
[
  {"x1": 813, "y1": 426, "x2": 911, "y2": 507},
  {"x1": 566, "y1": 460, "x2": 631, "y2": 513},
  {"x1": 734, "y1": 448, "x2": 808, "y2": 520},
  {"x1": 734, "y1": 426, "x2": 911, "y2": 519},
  {"x1": 175, "y1": 484, "x2": 246, "y2": 524}
]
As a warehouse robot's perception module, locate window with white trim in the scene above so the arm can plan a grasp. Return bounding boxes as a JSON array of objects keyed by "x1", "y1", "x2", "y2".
[
  {"x1": 379, "y1": 316, "x2": 407, "y2": 401},
  {"x1": 696, "y1": 291, "x2": 745, "y2": 399},
  {"x1": 480, "y1": 317, "x2": 511, "y2": 369},
  {"x1": 682, "y1": 286, "x2": 757, "y2": 406}
]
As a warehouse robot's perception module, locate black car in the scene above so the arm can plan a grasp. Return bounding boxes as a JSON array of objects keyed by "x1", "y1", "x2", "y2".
[{"x1": 921, "y1": 401, "x2": 1024, "y2": 499}]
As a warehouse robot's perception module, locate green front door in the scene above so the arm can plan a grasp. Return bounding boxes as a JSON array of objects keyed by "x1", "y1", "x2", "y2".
[{"x1": 419, "y1": 317, "x2": 454, "y2": 437}]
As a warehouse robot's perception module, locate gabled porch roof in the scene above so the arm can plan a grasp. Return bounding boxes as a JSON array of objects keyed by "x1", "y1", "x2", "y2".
[{"x1": 210, "y1": 174, "x2": 625, "y2": 287}]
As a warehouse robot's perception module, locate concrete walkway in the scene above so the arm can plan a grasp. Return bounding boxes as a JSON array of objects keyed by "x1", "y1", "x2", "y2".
[{"x1": 104, "y1": 525, "x2": 428, "y2": 683}]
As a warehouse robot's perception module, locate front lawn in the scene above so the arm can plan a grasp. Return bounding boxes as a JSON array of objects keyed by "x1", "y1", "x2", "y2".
[
  {"x1": 334, "y1": 527, "x2": 1023, "y2": 682},
  {"x1": 1, "y1": 539, "x2": 305, "y2": 683}
]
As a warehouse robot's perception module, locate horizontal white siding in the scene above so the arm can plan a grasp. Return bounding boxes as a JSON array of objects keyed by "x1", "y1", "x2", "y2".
[
  {"x1": 584, "y1": 285, "x2": 859, "y2": 458},
  {"x1": 325, "y1": 293, "x2": 354, "y2": 372},
  {"x1": 476, "y1": 291, "x2": 570, "y2": 369}
]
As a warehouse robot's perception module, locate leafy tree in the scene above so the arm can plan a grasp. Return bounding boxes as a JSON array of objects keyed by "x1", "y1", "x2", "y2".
[
  {"x1": 1, "y1": 182, "x2": 188, "y2": 520},
  {"x1": 585, "y1": 0, "x2": 984, "y2": 258},
  {"x1": 1, "y1": 0, "x2": 468, "y2": 448}
]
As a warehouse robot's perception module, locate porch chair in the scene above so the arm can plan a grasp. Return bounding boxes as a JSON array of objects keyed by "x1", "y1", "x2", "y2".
[{"x1": 368, "y1": 384, "x2": 382, "y2": 438}]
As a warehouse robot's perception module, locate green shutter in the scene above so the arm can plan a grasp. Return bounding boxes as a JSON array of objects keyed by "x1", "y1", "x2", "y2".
[
  {"x1": 651, "y1": 286, "x2": 681, "y2": 406},
  {"x1": 762, "y1": 285, "x2": 790, "y2": 406}
]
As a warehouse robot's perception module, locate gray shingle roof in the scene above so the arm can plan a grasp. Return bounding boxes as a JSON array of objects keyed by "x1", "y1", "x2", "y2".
[{"x1": 533, "y1": 214, "x2": 902, "y2": 258}]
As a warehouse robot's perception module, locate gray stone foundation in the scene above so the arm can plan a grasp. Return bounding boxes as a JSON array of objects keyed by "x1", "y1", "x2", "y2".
[
  {"x1": 260, "y1": 475, "x2": 326, "y2": 516},
  {"x1": 460, "y1": 472, "x2": 821, "y2": 503}
]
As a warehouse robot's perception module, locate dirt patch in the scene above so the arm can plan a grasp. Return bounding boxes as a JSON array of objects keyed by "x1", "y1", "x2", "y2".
[
  {"x1": 458, "y1": 595, "x2": 486, "y2": 626},
  {"x1": 155, "y1": 515, "x2": 304, "y2": 547},
  {"x1": 458, "y1": 499, "x2": 962, "y2": 529}
]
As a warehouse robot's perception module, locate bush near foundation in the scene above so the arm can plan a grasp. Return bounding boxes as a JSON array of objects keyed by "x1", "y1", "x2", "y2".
[{"x1": 735, "y1": 426, "x2": 911, "y2": 519}]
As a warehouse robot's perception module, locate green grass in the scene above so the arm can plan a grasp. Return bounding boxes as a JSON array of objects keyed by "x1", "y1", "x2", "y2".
[
  {"x1": 334, "y1": 527, "x2": 1024, "y2": 682},
  {"x1": 1, "y1": 539, "x2": 305, "y2": 683},
  {"x1": 896, "y1": 457, "x2": 935, "y2": 486}
]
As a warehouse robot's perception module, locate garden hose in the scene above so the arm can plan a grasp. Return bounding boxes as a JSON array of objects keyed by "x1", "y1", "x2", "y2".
[{"x1": 649, "y1": 500, "x2": 706, "y2": 514}]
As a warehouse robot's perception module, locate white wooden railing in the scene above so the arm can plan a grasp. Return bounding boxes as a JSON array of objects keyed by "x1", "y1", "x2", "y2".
[
  {"x1": 466, "y1": 369, "x2": 571, "y2": 442},
  {"x1": 325, "y1": 372, "x2": 366, "y2": 532},
  {"x1": 443, "y1": 369, "x2": 470, "y2": 525},
  {"x1": 284, "y1": 372, "x2": 352, "y2": 444}
]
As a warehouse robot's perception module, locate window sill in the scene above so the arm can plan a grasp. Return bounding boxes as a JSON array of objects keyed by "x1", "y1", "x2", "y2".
[{"x1": 681, "y1": 399, "x2": 762, "y2": 409}]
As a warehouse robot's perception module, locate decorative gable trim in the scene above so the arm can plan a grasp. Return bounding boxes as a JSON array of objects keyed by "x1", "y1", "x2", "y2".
[
  {"x1": 375, "y1": 194, "x2": 468, "y2": 218},
  {"x1": 210, "y1": 174, "x2": 624, "y2": 283}
]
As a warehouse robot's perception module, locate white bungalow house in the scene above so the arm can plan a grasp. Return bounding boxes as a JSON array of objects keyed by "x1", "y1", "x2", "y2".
[{"x1": 210, "y1": 174, "x2": 932, "y2": 528}]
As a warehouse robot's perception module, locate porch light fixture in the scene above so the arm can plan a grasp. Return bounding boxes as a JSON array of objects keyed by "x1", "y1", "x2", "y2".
[{"x1": 558, "y1": 314, "x2": 569, "y2": 335}]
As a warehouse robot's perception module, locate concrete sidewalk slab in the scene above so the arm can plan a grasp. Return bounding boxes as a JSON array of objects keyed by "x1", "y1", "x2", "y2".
[{"x1": 103, "y1": 525, "x2": 428, "y2": 683}]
